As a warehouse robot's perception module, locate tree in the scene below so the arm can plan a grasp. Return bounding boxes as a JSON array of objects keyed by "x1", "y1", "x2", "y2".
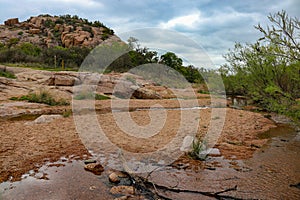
[
  {"x1": 222, "y1": 10, "x2": 300, "y2": 119},
  {"x1": 255, "y1": 10, "x2": 300, "y2": 62},
  {"x1": 159, "y1": 52, "x2": 183, "y2": 70}
]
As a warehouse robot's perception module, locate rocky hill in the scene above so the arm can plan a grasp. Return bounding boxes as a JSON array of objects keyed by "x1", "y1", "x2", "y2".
[{"x1": 0, "y1": 14, "x2": 122, "y2": 48}]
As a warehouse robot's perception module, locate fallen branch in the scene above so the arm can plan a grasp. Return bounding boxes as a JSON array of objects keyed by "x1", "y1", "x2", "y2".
[{"x1": 118, "y1": 151, "x2": 243, "y2": 200}]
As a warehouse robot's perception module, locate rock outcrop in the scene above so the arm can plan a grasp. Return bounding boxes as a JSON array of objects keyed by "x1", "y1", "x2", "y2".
[
  {"x1": 0, "y1": 66, "x2": 170, "y2": 103},
  {"x1": 4, "y1": 18, "x2": 19, "y2": 26},
  {"x1": 0, "y1": 15, "x2": 123, "y2": 48}
]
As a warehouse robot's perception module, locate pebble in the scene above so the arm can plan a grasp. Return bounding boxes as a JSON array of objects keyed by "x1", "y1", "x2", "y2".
[
  {"x1": 84, "y1": 163, "x2": 104, "y2": 175},
  {"x1": 109, "y1": 172, "x2": 120, "y2": 183},
  {"x1": 110, "y1": 185, "x2": 135, "y2": 195}
]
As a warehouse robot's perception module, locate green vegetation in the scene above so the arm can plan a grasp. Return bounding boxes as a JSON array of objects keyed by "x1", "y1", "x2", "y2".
[
  {"x1": 220, "y1": 10, "x2": 300, "y2": 120},
  {"x1": 0, "y1": 70, "x2": 16, "y2": 79},
  {"x1": 10, "y1": 90, "x2": 69, "y2": 106},
  {"x1": 53, "y1": 14, "x2": 114, "y2": 36},
  {"x1": 188, "y1": 139, "x2": 207, "y2": 161},
  {"x1": 0, "y1": 14, "x2": 116, "y2": 70},
  {"x1": 62, "y1": 109, "x2": 72, "y2": 117},
  {"x1": 0, "y1": 44, "x2": 90, "y2": 70},
  {"x1": 73, "y1": 91, "x2": 110, "y2": 100},
  {"x1": 106, "y1": 37, "x2": 204, "y2": 84},
  {"x1": 197, "y1": 89, "x2": 209, "y2": 94}
]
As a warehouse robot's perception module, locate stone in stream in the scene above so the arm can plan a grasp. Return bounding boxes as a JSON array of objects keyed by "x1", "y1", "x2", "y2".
[
  {"x1": 84, "y1": 163, "x2": 104, "y2": 175},
  {"x1": 199, "y1": 148, "x2": 221, "y2": 159},
  {"x1": 83, "y1": 159, "x2": 97, "y2": 164},
  {"x1": 114, "y1": 196, "x2": 129, "y2": 200},
  {"x1": 109, "y1": 172, "x2": 120, "y2": 183},
  {"x1": 290, "y1": 182, "x2": 300, "y2": 189},
  {"x1": 110, "y1": 185, "x2": 135, "y2": 195}
]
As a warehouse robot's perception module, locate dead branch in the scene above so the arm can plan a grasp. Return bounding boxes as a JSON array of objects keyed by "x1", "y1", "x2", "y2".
[{"x1": 118, "y1": 151, "x2": 244, "y2": 200}]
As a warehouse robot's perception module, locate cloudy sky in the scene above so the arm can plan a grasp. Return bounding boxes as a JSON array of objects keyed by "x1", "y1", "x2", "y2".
[{"x1": 0, "y1": 0, "x2": 299, "y2": 68}]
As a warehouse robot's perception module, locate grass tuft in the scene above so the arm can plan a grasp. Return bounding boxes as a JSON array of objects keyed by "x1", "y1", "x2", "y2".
[
  {"x1": 0, "y1": 71, "x2": 16, "y2": 79},
  {"x1": 10, "y1": 90, "x2": 69, "y2": 106}
]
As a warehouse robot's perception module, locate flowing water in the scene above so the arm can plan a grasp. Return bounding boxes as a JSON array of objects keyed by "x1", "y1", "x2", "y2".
[{"x1": 0, "y1": 124, "x2": 299, "y2": 199}]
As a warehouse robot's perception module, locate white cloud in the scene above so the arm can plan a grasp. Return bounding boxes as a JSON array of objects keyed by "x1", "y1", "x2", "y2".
[
  {"x1": 42, "y1": 0, "x2": 103, "y2": 9},
  {"x1": 159, "y1": 11, "x2": 201, "y2": 29}
]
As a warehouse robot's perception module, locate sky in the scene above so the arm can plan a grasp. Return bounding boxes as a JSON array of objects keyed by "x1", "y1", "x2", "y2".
[{"x1": 0, "y1": 0, "x2": 299, "y2": 68}]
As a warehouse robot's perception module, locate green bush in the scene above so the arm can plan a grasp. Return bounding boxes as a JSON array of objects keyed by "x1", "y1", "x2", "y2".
[
  {"x1": 0, "y1": 71, "x2": 16, "y2": 79},
  {"x1": 19, "y1": 43, "x2": 41, "y2": 56},
  {"x1": 101, "y1": 33, "x2": 109, "y2": 40},
  {"x1": 10, "y1": 90, "x2": 69, "y2": 106},
  {"x1": 197, "y1": 89, "x2": 209, "y2": 94}
]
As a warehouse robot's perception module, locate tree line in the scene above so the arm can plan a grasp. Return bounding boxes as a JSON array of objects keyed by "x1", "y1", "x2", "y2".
[{"x1": 0, "y1": 42, "x2": 90, "y2": 69}]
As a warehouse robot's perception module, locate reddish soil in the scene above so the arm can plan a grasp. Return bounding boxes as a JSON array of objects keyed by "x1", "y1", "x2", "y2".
[{"x1": 0, "y1": 99, "x2": 276, "y2": 183}]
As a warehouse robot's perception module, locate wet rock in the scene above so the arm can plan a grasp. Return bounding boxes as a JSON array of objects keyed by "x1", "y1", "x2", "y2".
[
  {"x1": 205, "y1": 167, "x2": 216, "y2": 170},
  {"x1": 110, "y1": 185, "x2": 135, "y2": 195},
  {"x1": 290, "y1": 182, "x2": 300, "y2": 189},
  {"x1": 84, "y1": 163, "x2": 104, "y2": 175},
  {"x1": 114, "y1": 196, "x2": 129, "y2": 200},
  {"x1": 83, "y1": 159, "x2": 97, "y2": 164},
  {"x1": 109, "y1": 172, "x2": 120, "y2": 183}
]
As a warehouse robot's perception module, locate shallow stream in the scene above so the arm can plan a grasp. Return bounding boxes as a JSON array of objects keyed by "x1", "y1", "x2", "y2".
[{"x1": 0, "y1": 124, "x2": 299, "y2": 199}]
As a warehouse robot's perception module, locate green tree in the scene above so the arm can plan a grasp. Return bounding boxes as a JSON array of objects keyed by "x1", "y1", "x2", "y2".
[
  {"x1": 222, "y1": 10, "x2": 300, "y2": 119},
  {"x1": 159, "y1": 52, "x2": 183, "y2": 70},
  {"x1": 19, "y1": 43, "x2": 41, "y2": 56}
]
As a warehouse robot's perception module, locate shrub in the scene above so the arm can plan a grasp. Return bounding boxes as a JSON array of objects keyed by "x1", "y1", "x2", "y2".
[
  {"x1": 19, "y1": 43, "x2": 41, "y2": 56},
  {"x1": 0, "y1": 71, "x2": 16, "y2": 79},
  {"x1": 62, "y1": 109, "x2": 72, "y2": 117},
  {"x1": 101, "y1": 33, "x2": 109, "y2": 40},
  {"x1": 197, "y1": 89, "x2": 209, "y2": 94},
  {"x1": 7, "y1": 38, "x2": 20, "y2": 48},
  {"x1": 95, "y1": 94, "x2": 110, "y2": 100},
  {"x1": 10, "y1": 90, "x2": 69, "y2": 106},
  {"x1": 44, "y1": 19, "x2": 55, "y2": 28}
]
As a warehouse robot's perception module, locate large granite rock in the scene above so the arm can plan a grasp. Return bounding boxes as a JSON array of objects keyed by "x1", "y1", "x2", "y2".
[{"x1": 4, "y1": 18, "x2": 19, "y2": 26}]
